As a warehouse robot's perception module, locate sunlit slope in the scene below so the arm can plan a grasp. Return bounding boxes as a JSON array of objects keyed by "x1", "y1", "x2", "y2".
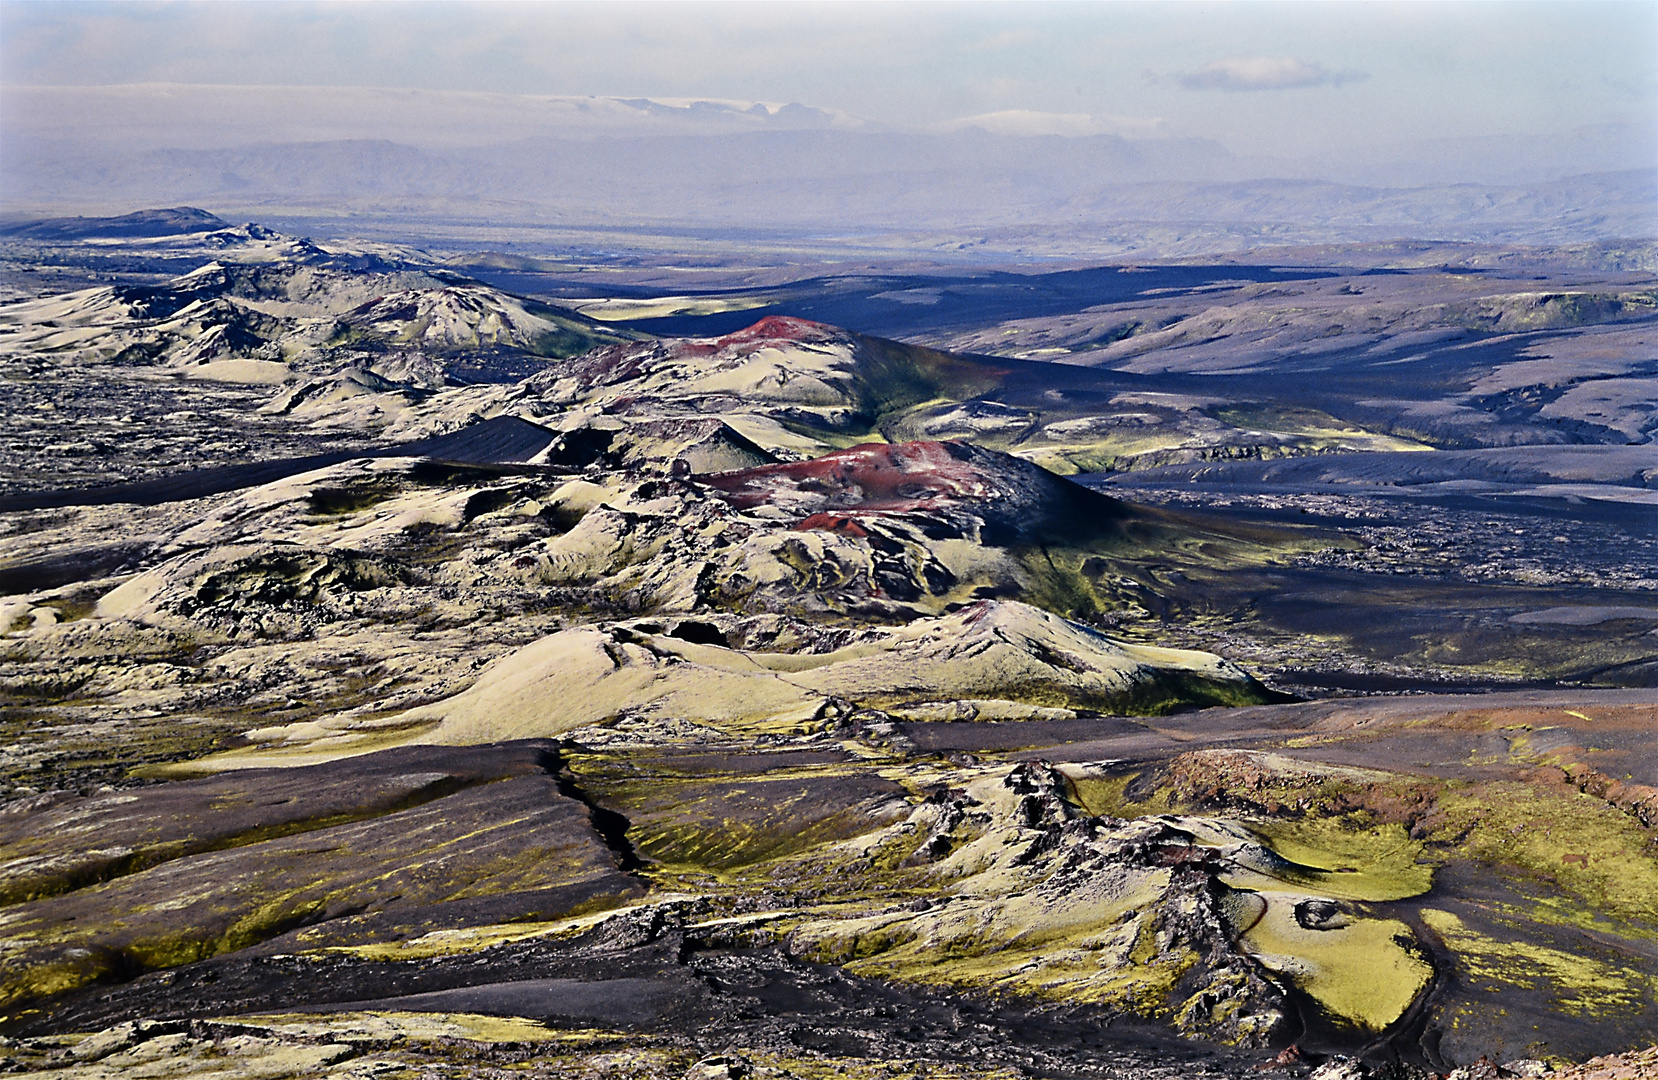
[
  {"x1": 506, "y1": 315, "x2": 1426, "y2": 474},
  {"x1": 198, "y1": 600, "x2": 1267, "y2": 769},
  {"x1": 80, "y1": 439, "x2": 1301, "y2": 771}
]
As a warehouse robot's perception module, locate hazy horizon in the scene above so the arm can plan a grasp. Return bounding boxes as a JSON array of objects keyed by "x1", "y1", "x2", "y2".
[
  {"x1": 5, "y1": 2, "x2": 1654, "y2": 154},
  {"x1": 2, "y1": 2, "x2": 1655, "y2": 254}
]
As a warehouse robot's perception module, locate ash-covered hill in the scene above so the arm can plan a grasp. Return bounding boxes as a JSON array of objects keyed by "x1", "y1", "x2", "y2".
[
  {"x1": 367, "y1": 312, "x2": 1430, "y2": 476},
  {"x1": 0, "y1": 227, "x2": 646, "y2": 493},
  {"x1": 0, "y1": 206, "x2": 230, "y2": 241},
  {"x1": 0, "y1": 244, "x2": 633, "y2": 387}
]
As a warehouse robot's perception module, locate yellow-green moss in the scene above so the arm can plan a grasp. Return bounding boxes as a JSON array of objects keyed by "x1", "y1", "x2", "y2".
[
  {"x1": 143, "y1": 719, "x2": 444, "y2": 778},
  {"x1": 1243, "y1": 901, "x2": 1430, "y2": 1033},
  {"x1": 1069, "y1": 772, "x2": 1187, "y2": 818},
  {"x1": 1427, "y1": 782, "x2": 1658, "y2": 935},
  {"x1": 1241, "y1": 817, "x2": 1434, "y2": 902},
  {"x1": 248, "y1": 1009, "x2": 579, "y2": 1044},
  {"x1": 319, "y1": 898, "x2": 640, "y2": 963},
  {"x1": 1422, "y1": 908, "x2": 1658, "y2": 1018}
]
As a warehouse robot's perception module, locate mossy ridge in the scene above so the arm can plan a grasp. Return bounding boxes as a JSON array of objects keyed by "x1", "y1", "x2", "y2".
[
  {"x1": 641, "y1": 820, "x2": 933, "y2": 898},
  {"x1": 774, "y1": 762, "x2": 1299, "y2": 1044},
  {"x1": 1208, "y1": 403, "x2": 1431, "y2": 448},
  {"x1": 851, "y1": 335, "x2": 1008, "y2": 437},
  {"x1": 1071, "y1": 753, "x2": 1408, "y2": 823},
  {"x1": 0, "y1": 1003, "x2": 1040, "y2": 1080},
  {"x1": 876, "y1": 384, "x2": 1424, "y2": 478},
  {"x1": 710, "y1": 810, "x2": 953, "y2": 906},
  {"x1": 1423, "y1": 781, "x2": 1658, "y2": 936},
  {"x1": 1010, "y1": 426, "x2": 1428, "y2": 480},
  {"x1": 639, "y1": 764, "x2": 946, "y2": 894},
  {"x1": 629, "y1": 812, "x2": 866, "y2": 878},
  {"x1": 567, "y1": 754, "x2": 915, "y2": 881},
  {"x1": 0, "y1": 772, "x2": 498, "y2": 908},
  {"x1": 1422, "y1": 908, "x2": 1658, "y2": 1020},
  {"x1": 1071, "y1": 768, "x2": 1435, "y2": 904},
  {"x1": 316, "y1": 898, "x2": 673, "y2": 963},
  {"x1": 0, "y1": 847, "x2": 605, "y2": 1009},
  {"x1": 245, "y1": 1008, "x2": 587, "y2": 1044},
  {"x1": 243, "y1": 1015, "x2": 1027, "y2": 1080},
  {"x1": 806, "y1": 918, "x2": 1206, "y2": 1022},
  {"x1": 0, "y1": 707, "x2": 249, "y2": 792},
  {"x1": 1003, "y1": 514, "x2": 1345, "y2": 632},
  {"x1": 0, "y1": 779, "x2": 627, "y2": 1013},
  {"x1": 151, "y1": 718, "x2": 444, "y2": 778},
  {"x1": 1075, "y1": 753, "x2": 1658, "y2": 930},
  {"x1": 1065, "y1": 750, "x2": 1658, "y2": 1041},
  {"x1": 793, "y1": 858, "x2": 1212, "y2": 1011},
  {"x1": 1061, "y1": 769, "x2": 1439, "y2": 1037}
]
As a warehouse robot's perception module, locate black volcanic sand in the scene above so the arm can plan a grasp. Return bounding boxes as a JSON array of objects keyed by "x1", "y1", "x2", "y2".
[
  {"x1": 0, "y1": 742, "x2": 564, "y2": 904},
  {"x1": 1005, "y1": 688, "x2": 1658, "y2": 782},
  {"x1": 1070, "y1": 484, "x2": 1658, "y2": 692},
  {"x1": 17, "y1": 936, "x2": 1251, "y2": 1080},
  {"x1": 0, "y1": 741, "x2": 645, "y2": 1030}
]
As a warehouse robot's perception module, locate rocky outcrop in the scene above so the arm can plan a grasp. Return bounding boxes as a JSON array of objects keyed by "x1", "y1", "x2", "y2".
[{"x1": 790, "y1": 761, "x2": 1294, "y2": 1046}]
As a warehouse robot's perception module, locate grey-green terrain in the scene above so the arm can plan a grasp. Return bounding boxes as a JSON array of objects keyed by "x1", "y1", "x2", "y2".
[{"x1": 0, "y1": 212, "x2": 1653, "y2": 1080}]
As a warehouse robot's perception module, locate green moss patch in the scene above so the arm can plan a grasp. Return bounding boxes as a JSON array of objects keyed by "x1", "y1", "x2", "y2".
[
  {"x1": 1240, "y1": 817, "x2": 1433, "y2": 903},
  {"x1": 1423, "y1": 908, "x2": 1657, "y2": 1019},
  {"x1": 1424, "y1": 781, "x2": 1658, "y2": 936},
  {"x1": 574, "y1": 758, "x2": 907, "y2": 877},
  {"x1": 1243, "y1": 901, "x2": 1431, "y2": 1034}
]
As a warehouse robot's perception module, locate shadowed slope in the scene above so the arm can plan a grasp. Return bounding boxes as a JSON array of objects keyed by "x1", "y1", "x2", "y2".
[{"x1": 0, "y1": 415, "x2": 562, "y2": 513}]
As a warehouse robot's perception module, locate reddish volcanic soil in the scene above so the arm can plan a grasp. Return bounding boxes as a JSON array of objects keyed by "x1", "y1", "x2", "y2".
[
  {"x1": 701, "y1": 438, "x2": 1134, "y2": 546},
  {"x1": 703, "y1": 441, "x2": 1002, "y2": 513},
  {"x1": 714, "y1": 315, "x2": 840, "y2": 346}
]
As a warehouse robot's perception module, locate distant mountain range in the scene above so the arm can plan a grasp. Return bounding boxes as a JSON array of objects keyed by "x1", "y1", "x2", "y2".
[
  {"x1": 3, "y1": 130, "x2": 1653, "y2": 253},
  {"x1": 4, "y1": 84, "x2": 1653, "y2": 256}
]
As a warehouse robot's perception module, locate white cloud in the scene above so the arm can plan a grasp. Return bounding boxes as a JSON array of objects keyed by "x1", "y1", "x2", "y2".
[
  {"x1": 0, "y1": 4, "x2": 1648, "y2": 162},
  {"x1": 0, "y1": 85, "x2": 863, "y2": 150},
  {"x1": 1180, "y1": 57, "x2": 1367, "y2": 92}
]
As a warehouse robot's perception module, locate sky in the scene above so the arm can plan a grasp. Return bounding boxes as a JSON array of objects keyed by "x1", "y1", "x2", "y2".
[{"x1": 2, "y1": 1, "x2": 1655, "y2": 161}]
